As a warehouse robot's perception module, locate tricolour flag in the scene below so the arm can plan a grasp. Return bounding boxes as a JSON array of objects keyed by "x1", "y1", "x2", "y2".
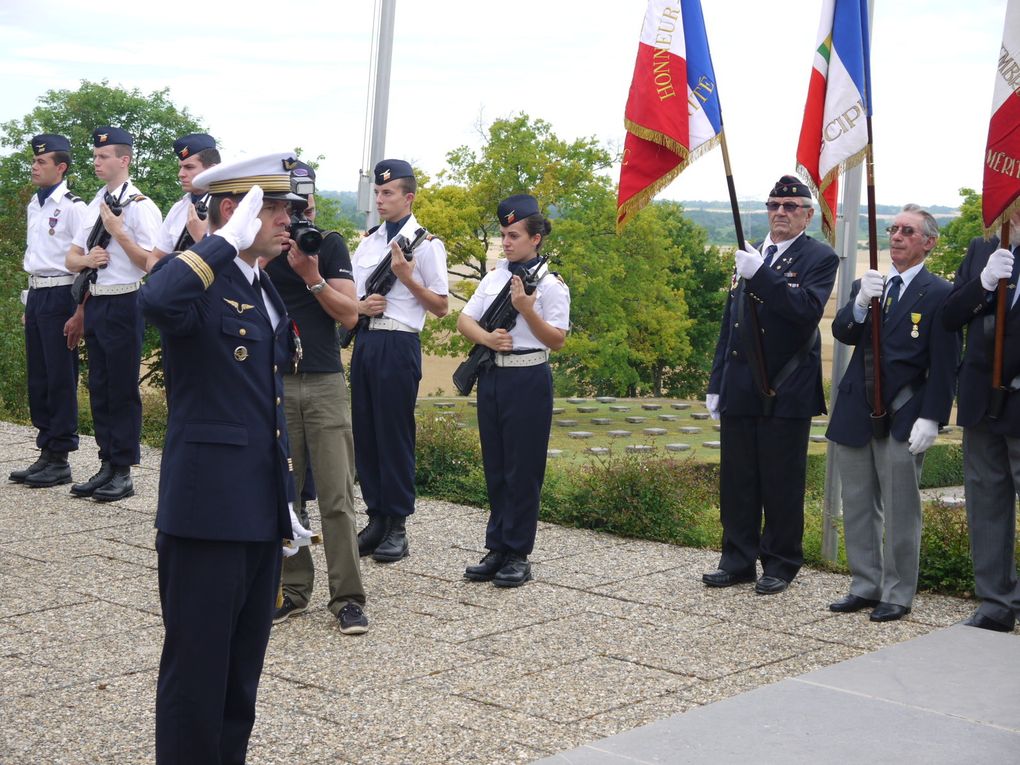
[
  {"x1": 795, "y1": 0, "x2": 871, "y2": 244},
  {"x1": 983, "y1": 0, "x2": 1020, "y2": 234},
  {"x1": 616, "y1": 0, "x2": 722, "y2": 231}
]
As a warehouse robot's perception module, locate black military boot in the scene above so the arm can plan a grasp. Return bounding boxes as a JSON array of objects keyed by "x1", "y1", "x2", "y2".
[
  {"x1": 9, "y1": 449, "x2": 52, "y2": 483},
  {"x1": 493, "y1": 553, "x2": 533, "y2": 588},
  {"x1": 464, "y1": 551, "x2": 508, "y2": 582},
  {"x1": 371, "y1": 516, "x2": 409, "y2": 563},
  {"x1": 70, "y1": 461, "x2": 114, "y2": 498},
  {"x1": 357, "y1": 515, "x2": 389, "y2": 557},
  {"x1": 93, "y1": 466, "x2": 134, "y2": 502},
  {"x1": 24, "y1": 452, "x2": 72, "y2": 488}
]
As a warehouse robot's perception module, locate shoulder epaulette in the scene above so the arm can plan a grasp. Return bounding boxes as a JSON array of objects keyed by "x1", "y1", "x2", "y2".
[
  {"x1": 63, "y1": 191, "x2": 84, "y2": 204},
  {"x1": 127, "y1": 194, "x2": 147, "y2": 202},
  {"x1": 364, "y1": 224, "x2": 381, "y2": 237}
]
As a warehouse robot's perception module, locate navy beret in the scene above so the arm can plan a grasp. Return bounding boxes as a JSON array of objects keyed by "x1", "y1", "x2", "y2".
[
  {"x1": 31, "y1": 134, "x2": 71, "y2": 155},
  {"x1": 173, "y1": 133, "x2": 216, "y2": 160},
  {"x1": 373, "y1": 159, "x2": 413, "y2": 185},
  {"x1": 497, "y1": 194, "x2": 540, "y2": 226},
  {"x1": 93, "y1": 126, "x2": 133, "y2": 147},
  {"x1": 769, "y1": 174, "x2": 812, "y2": 199}
]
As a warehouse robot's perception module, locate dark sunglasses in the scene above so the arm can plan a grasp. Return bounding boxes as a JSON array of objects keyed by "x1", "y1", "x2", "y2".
[{"x1": 765, "y1": 202, "x2": 811, "y2": 213}]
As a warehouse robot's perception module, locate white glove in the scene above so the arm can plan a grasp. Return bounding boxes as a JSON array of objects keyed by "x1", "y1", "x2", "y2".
[
  {"x1": 216, "y1": 185, "x2": 264, "y2": 253},
  {"x1": 855, "y1": 270, "x2": 885, "y2": 308},
  {"x1": 283, "y1": 502, "x2": 313, "y2": 558},
  {"x1": 734, "y1": 245, "x2": 765, "y2": 280},
  {"x1": 706, "y1": 393, "x2": 720, "y2": 420},
  {"x1": 907, "y1": 418, "x2": 938, "y2": 455},
  {"x1": 980, "y1": 248, "x2": 1014, "y2": 291}
]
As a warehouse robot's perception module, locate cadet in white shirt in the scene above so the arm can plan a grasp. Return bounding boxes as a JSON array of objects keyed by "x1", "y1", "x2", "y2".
[
  {"x1": 9, "y1": 134, "x2": 89, "y2": 488},
  {"x1": 65, "y1": 125, "x2": 162, "y2": 502},
  {"x1": 458, "y1": 194, "x2": 569, "y2": 587},
  {"x1": 147, "y1": 132, "x2": 220, "y2": 271},
  {"x1": 351, "y1": 159, "x2": 449, "y2": 563}
]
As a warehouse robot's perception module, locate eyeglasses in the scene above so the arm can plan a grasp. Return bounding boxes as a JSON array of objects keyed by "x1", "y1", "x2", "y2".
[
  {"x1": 885, "y1": 225, "x2": 920, "y2": 236},
  {"x1": 765, "y1": 202, "x2": 811, "y2": 213}
]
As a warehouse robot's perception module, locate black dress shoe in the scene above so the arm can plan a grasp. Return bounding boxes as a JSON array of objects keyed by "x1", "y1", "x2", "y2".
[
  {"x1": 24, "y1": 452, "x2": 71, "y2": 488},
  {"x1": 372, "y1": 517, "x2": 409, "y2": 563},
  {"x1": 869, "y1": 602, "x2": 910, "y2": 622},
  {"x1": 963, "y1": 612, "x2": 1015, "y2": 633},
  {"x1": 357, "y1": 515, "x2": 388, "y2": 557},
  {"x1": 702, "y1": 569, "x2": 756, "y2": 588},
  {"x1": 465, "y1": 551, "x2": 508, "y2": 582},
  {"x1": 71, "y1": 461, "x2": 114, "y2": 497},
  {"x1": 493, "y1": 553, "x2": 532, "y2": 588},
  {"x1": 92, "y1": 468, "x2": 134, "y2": 502},
  {"x1": 754, "y1": 575, "x2": 790, "y2": 595},
  {"x1": 9, "y1": 449, "x2": 52, "y2": 483},
  {"x1": 829, "y1": 593, "x2": 880, "y2": 613}
]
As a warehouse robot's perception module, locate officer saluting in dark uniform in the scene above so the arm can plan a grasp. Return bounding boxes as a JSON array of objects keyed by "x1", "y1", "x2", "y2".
[
  {"x1": 458, "y1": 194, "x2": 570, "y2": 587},
  {"x1": 10, "y1": 134, "x2": 88, "y2": 487},
  {"x1": 140, "y1": 153, "x2": 309, "y2": 765}
]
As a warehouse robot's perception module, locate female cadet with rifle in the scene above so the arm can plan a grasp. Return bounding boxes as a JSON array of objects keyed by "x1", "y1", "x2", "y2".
[{"x1": 456, "y1": 194, "x2": 570, "y2": 587}]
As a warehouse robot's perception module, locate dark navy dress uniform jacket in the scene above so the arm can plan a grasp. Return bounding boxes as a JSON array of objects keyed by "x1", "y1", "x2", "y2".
[
  {"x1": 709, "y1": 235, "x2": 839, "y2": 417},
  {"x1": 140, "y1": 235, "x2": 292, "y2": 541},
  {"x1": 826, "y1": 267, "x2": 959, "y2": 447},
  {"x1": 942, "y1": 236, "x2": 1020, "y2": 436}
]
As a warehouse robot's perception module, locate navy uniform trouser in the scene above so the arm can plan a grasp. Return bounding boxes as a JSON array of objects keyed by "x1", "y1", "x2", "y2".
[
  {"x1": 718, "y1": 415, "x2": 812, "y2": 582},
  {"x1": 350, "y1": 329, "x2": 421, "y2": 518},
  {"x1": 476, "y1": 362, "x2": 553, "y2": 556},
  {"x1": 155, "y1": 532, "x2": 280, "y2": 765},
  {"x1": 83, "y1": 292, "x2": 143, "y2": 466},
  {"x1": 25, "y1": 284, "x2": 79, "y2": 453}
]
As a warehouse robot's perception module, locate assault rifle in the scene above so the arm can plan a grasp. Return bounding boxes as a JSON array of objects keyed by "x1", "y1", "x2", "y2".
[
  {"x1": 172, "y1": 197, "x2": 209, "y2": 252},
  {"x1": 452, "y1": 256, "x2": 548, "y2": 396},
  {"x1": 338, "y1": 227, "x2": 430, "y2": 349},
  {"x1": 70, "y1": 191, "x2": 133, "y2": 304}
]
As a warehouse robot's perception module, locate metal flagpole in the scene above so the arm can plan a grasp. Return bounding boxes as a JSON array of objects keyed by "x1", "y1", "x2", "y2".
[
  {"x1": 358, "y1": 0, "x2": 397, "y2": 231},
  {"x1": 821, "y1": 0, "x2": 874, "y2": 564}
]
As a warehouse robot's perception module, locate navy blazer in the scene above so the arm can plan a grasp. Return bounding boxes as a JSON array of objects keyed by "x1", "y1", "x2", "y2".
[
  {"x1": 140, "y1": 236, "x2": 293, "y2": 542},
  {"x1": 709, "y1": 233, "x2": 839, "y2": 418},
  {"x1": 826, "y1": 266, "x2": 959, "y2": 447},
  {"x1": 942, "y1": 236, "x2": 1020, "y2": 435}
]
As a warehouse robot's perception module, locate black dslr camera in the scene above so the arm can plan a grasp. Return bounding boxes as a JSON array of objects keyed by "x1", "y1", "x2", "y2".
[{"x1": 288, "y1": 171, "x2": 322, "y2": 253}]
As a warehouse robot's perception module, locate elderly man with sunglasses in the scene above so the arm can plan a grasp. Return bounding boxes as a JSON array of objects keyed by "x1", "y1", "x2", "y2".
[
  {"x1": 704, "y1": 175, "x2": 838, "y2": 595},
  {"x1": 825, "y1": 204, "x2": 959, "y2": 622}
]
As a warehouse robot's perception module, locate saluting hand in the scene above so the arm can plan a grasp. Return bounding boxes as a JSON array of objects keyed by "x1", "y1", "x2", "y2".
[
  {"x1": 389, "y1": 240, "x2": 414, "y2": 285},
  {"x1": 217, "y1": 185, "x2": 263, "y2": 253},
  {"x1": 509, "y1": 274, "x2": 536, "y2": 314}
]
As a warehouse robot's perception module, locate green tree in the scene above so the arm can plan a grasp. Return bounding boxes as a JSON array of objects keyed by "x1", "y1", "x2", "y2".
[
  {"x1": 928, "y1": 188, "x2": 983, "y2": 280},
  {"x1": 0, "y1": 81, "x2": 206, "y2": 404}
]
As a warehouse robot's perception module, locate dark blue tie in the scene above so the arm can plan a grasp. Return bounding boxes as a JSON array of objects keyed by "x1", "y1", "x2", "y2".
[
  {"x1": 884, "y1": 274, "x2": 902, "y2": 316},
  {"x1": 764, "y1": 244, "x2": 778, "y2": 268}
]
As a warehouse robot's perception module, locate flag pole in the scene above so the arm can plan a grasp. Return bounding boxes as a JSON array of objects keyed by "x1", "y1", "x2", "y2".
[
  {"x1": 863, "y1": 114, "x2": 889, "y2": 437},
  {"x1": 720, "y1": 132, "x2": 773, "y2": 402},
  {"x1": 990, "y1": 220, "x2": 1012, "y2": 419}
]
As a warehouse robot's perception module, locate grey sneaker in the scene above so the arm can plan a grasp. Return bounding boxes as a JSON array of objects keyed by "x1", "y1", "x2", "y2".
[
  {"x1": 273, "y1": 595, "x2": 307, "y2": 625},
  {"x1": 337, "y1": 603, "x2": 369, "y2": 635}
]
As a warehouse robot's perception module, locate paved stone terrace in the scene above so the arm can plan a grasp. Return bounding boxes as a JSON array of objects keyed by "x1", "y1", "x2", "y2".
[{"x1": 0, "y1": 422, "x2": 977, "y2": 764}]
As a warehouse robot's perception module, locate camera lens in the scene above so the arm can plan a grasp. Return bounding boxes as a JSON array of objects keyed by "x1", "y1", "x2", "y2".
[{"x1": 293, "y1": 226, "x2": 322, "y2": 254}]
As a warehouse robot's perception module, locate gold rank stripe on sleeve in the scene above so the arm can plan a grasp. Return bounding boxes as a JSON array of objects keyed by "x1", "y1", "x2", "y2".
[{"x1": 178, "y1": 249, "x2": 214, "y2": 289}]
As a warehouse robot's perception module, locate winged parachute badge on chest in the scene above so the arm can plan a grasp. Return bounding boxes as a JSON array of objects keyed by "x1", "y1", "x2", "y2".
[{"x1": 223, "y1": 298, "x2": 255, "y2": 314}]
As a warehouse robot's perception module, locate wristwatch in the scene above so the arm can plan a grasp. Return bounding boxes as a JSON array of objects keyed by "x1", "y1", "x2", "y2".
[{"x1": 307, "y1": 280, "x2": 327, "y2": 294}]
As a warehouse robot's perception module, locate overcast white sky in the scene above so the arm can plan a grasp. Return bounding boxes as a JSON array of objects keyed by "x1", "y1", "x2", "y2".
[{"x1": 0, "y1": 0, "x2": 1008, "y2": 208}]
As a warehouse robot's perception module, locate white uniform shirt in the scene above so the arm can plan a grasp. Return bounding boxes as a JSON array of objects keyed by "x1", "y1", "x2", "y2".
[
  {"x1": 351, "y1": 213, "x2": 449, "y2": 331},
  {"x1": 155, "y1": 193, "x2": 208, "y2": 254},
  {"x1": 24, "y1": 180, "x2": 88, "y2": 277},
  {"x1": 462, "y1": 259, "x2": 570, "y2": 350},
  {"x1": 73, "y1": 180, "x2": 162, "y2": 286}
]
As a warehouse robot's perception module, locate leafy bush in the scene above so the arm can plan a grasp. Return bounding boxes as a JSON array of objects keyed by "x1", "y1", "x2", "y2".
[
  {"x1": 918, "y1": 500, "x2": 975, "y2": 596},
  {"x1": 414, "y1": 410, "x2": 488, "y2": 506},
  {"x1": 544, "y1": 454, "x2": 718, "y2": 548},
  {"x1": 919, "y1": 442, "x2": 964, "y2": 489}
]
